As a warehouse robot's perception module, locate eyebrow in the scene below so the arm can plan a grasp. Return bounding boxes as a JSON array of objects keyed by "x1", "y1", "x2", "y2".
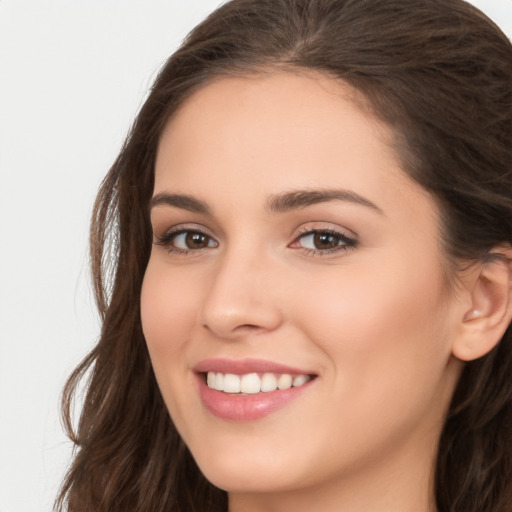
[
  {"x1": 149, "y1": 188, "x2": 383, "y2": 216},
  {"x1": 150, "y1": 192, "x2": 211, "y2": 214},
  {"x1": 266, "y1": 189, "x2": 383, "y2": 214}
]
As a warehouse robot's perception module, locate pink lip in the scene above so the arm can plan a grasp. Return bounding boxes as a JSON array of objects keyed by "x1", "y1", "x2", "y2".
[
  {"x1": 193, "y1": 358, "x2": 313, "y2": 375},
  {"x1": 193, "y1": 358, "x2": 316, "y2": 421}
]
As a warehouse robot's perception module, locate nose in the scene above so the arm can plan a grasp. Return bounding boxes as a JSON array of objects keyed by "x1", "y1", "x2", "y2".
[{"x1": 198, "y1": 249, "x2": 283, "y2": 340}]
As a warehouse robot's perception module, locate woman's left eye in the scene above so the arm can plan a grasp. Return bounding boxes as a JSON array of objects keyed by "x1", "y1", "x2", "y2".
[{"x1": 290, "y1": 229, "x2": 357, "y2": 254}]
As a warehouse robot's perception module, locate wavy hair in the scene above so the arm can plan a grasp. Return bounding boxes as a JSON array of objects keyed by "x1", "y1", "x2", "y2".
[{"x1": 56, "y1": 1, "x2": 512, "y2": 511}]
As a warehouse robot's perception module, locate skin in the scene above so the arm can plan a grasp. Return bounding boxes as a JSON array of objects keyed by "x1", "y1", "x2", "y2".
[{"x1": 141, "y1": 72, "x2": 470, "y2": 512}]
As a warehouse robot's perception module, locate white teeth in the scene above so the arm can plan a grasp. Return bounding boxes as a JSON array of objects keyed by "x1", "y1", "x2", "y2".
[
  {"x1": 277, "y1": 374, "x2": 293, "y2": 390},
  {"x1": 205, "y1": 371, "x2": 311, "y2": 394},
  {"x1": 213, "y1": 372, "x2": 224, "y2": 391},
  {"x1": 260, "y1": 373, "x2": 277, "y2": 392},
  {"x1": 240, "y1": 373, "x2": 261, "y2": 394},
  {"x1": 292, "y1": 375, "x2": 308, "y2": 387},
  {"x1": 223, "y1": 373, "x2": 241, "y2": 393}
]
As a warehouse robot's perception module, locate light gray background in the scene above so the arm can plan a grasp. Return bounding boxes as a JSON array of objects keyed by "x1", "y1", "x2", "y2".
[{"x1": 0, "y1": 1, "x2": 511, "y2": 511}]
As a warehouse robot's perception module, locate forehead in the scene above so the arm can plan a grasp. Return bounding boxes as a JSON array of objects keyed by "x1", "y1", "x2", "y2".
[{"x1": 154, "y1": 71, "x2": 431, "y2": 218}]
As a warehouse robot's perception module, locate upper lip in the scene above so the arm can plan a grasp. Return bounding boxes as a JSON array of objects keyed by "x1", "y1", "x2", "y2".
[{"x1": 193, "y1": 358, "x2": 316, "y2": 376}]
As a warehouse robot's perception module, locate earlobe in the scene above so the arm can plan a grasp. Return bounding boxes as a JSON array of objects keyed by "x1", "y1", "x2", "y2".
[{"x1": 452, "y1": 250, "x2": 512, "y2": 362}]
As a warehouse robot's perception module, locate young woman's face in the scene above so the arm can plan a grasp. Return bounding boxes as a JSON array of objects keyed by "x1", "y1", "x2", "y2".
[{"x1": 141, "y1": 73, "x2": 464, "y2": 501}]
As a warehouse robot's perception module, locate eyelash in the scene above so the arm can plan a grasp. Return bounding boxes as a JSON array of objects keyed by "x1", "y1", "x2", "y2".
[
  {"x1": 154, "y1": 227, "x2": 358, "y2": 256},
  {"x1": 290, "y1": 227, "x2": 357, "y2": 256},
  {"x1": 155, "y1": 228, "x2": 217, "y2": 255}
]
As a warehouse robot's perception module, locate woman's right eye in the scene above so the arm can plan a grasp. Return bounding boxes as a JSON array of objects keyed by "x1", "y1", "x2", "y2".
[{"x1": 155, "y1": 230, "x2": 218, "y2": 253}]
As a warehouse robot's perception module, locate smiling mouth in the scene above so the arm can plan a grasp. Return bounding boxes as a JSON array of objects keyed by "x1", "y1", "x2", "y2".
[
  {"x1": 203, "y1": 371, "x2": 315, "y2": 394},
  {"x1": 196, "y1": 362, "x2": 318, "y2": 420}
]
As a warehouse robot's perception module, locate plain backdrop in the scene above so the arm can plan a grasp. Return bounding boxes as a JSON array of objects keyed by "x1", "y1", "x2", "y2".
[{"x1": 0, "y1": 1, "x2": 511, "y2": 511}]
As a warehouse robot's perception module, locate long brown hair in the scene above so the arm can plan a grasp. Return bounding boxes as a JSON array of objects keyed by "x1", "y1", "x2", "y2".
[{"x1": 57, "y1": 1, "x2": 512, "y2": 510}]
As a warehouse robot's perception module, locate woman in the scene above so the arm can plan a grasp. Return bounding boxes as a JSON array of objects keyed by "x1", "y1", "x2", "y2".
[{"x1": 57, "y1": 0, "x2": 512, "y2": 511}]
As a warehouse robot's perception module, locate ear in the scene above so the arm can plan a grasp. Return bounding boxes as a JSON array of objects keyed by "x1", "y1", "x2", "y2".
[{"x1": 452, "y1": 248, "x2": 512, "y2": 362}]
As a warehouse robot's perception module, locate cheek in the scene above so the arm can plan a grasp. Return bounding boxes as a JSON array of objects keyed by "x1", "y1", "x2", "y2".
[
  {"x1": 285, "y1": 255, "x2": 457, "y2": 465},
  {"x1": 293, "y1": 253, "x2": 452, "y2": 391},
  {"x1": 140, "y1": 260, "x2": 207, "y2": 434},
  {"x1": 140, "y1": 261, "x2": 200, "y2": 365}
]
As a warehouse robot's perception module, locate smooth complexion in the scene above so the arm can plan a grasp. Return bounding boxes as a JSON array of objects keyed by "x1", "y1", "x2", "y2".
[{"x1": 141, "y1": 72, "x2": 472, "y2": 512}]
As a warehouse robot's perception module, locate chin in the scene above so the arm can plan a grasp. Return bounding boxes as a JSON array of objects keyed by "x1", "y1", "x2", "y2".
[
  {"x1": 202, "y1": 466, "x2": 294, "y2": 494},
  {"x1": 191, "y1": 444, "x2": 308, "y2": 493}
]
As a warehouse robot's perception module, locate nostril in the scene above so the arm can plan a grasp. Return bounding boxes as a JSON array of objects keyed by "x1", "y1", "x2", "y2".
[
  {"x1": 201, "y1": 322, "x2": 265, "y2": 339},
  {"x1": 237, "y1": 324, "x2": 261, "y2": 330}
]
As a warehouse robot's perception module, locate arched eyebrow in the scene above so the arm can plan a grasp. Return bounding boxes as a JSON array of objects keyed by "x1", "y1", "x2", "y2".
[
  {"x1": 266, "y1": 189, "x2": 383, "y2": 214},
  {"x1": 149, "y1": 188, "x2": 383, "y2": 215},
  {"x1": 150, "y1": 192, "x2": 211, "y2": 214}
]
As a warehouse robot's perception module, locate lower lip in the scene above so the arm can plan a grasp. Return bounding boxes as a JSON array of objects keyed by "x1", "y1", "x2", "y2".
[{"x1": 196, "y1": 375, "x2": 313, "y2": 421}]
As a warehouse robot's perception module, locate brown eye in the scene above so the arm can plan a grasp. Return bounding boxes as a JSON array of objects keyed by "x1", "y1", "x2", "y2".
[
  {"x1": 165, "y1": 230, "x2": 218, "y2": 251},
  {"x1": 292, "y1": 229, "x2": 357, "y2": 254},
  {"x1": 313, "y1": 232, "x2": 340, "y2": 250},
  {"x1": 185, "y1": 232, "x2": 210, "y2": 249}
]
